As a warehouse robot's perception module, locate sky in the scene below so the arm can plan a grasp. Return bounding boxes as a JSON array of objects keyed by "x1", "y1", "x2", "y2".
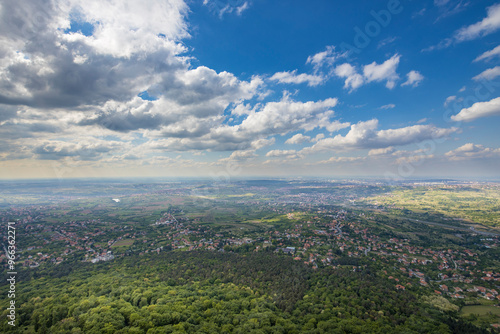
[{"x1": 0, "y1": 0, "x2": 500, "y2": 180}]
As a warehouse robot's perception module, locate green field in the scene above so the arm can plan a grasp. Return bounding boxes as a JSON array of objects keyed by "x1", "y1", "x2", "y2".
[
  {"x1": 111, "y1": 239, "x2": 134, "y2": 247},
  {"x1": 367, "y1": 186, "x2": 500, "y2": 227},
  {"x1": 460, "y1": 305, "x2": 500, "y2": 316}
]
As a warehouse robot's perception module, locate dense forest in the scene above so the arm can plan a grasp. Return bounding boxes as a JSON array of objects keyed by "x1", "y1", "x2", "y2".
[{"x1": 0, "y1": 251, "x2": 491, "y2": 333}]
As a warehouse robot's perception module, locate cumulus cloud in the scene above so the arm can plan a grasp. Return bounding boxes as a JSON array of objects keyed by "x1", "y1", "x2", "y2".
[
  {"x1": 445, "y1": 143, "x2": 500, "y2": 160},
  {"x1": 236, "y1": 95, "x2": 342, "y2": 136},
  {"x1": 334, "y1": 54, "x2": 403, "y2": 91},
  {"x1": 141, "y1": 94, "x2": 345, "y2": 152},
  {"x1": 363, "y1": 54, "x2": 401, "y2": 89},
  {"x1": 368, "y1": 147, "x2": 434, "y2": 162},
  {"x1": 0, "y1": 0, "x2": 190, "y2": 108},
  {"x1": 334, "y1": 63, "x2": 364, "y2": 91},
  {"x1": 0, "y1": 0, "x2": 281, "y2": 162},
  {"x1": 301, "y1": 119, "x2": 458, "y2": 154},
  {"x1": 472, "y1": 66, "x2": 500, "y2": 81},
  {"x1": 401, "y1": 70, "x2": 424, "y2": 87},
  {"x1": 474, "y1": 45, "x2": 500, "y2": 62},
  {"x1": 451, "y1": 97, "x2": 500, "y2": 122},
  {"x1": 65, "y1": 65, "x2": 265, "y2": 136},
  {"x1": 269, "y1": 70, "x2": 324, "y2": 87},
  {"x1": 265, "y1": 150, "x2": 300, "y2": 158},
  {"x1": 368, "y1": 147, "x2": 396, "y2": 156},
  {"x1": 33, "y1": 139, "x2": 124, "y2": 160},
  {"x1": 285, "y1": 133, "x2": 311, "y2": 145},
  {"x1": 224, "y1": 149, "x2": 257, "y2": 161}
]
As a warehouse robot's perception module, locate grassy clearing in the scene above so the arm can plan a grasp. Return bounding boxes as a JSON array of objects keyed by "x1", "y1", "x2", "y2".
[
  {"x1": 460, "y1": 305, "x2": 500, "y2": 316},
  {"x1": 111, "y1": 239, "x2": 134, "y2": 247}
]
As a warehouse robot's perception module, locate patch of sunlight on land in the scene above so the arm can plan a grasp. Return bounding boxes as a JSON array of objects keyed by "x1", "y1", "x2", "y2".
[{"x1": 227, "y1": 193, "x2": 256, "y2": 197}]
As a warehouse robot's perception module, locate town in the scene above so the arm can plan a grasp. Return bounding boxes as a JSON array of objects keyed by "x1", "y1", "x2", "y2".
[{"x1": 1, "y1": 179, "x2": 500, "y2": 331}]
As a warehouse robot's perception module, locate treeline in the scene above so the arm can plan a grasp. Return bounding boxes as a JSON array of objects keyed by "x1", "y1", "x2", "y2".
[{"x1": 0, "y1": 251, "x2": 490, "y2": 333}]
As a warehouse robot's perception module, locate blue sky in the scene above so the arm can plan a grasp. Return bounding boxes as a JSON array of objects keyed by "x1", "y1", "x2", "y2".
[{"x1": 0, "y1": 0, "x2": 499, "y2": 179}]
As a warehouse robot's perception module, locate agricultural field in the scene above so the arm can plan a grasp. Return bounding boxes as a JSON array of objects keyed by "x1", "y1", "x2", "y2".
[{"x1": 365, "y1": 185, "x2": 500, "y2": 228}]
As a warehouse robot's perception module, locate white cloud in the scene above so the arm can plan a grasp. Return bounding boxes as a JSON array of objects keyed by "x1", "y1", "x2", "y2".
[
  {"x1": 34, "y1": 139, "x2": 125, "y2": 161},
  {"x1": 455, "y1": 4, "x2": 500, "y2": 42},
  {"x1": 444, "y1": 95, "x2": 457, "y2": 107},
  {"x1": 334, "y1": 54, "x2": 402, "y2": 91},
  {"x1": 204, "y1": 0, "x2": 250, "y2": 18},
  {"x1": 236, "y1": 2, "x2": 249, "y2": 15},
  {"x1": 401, "y1": 70, "x2": 424, "y2": 87},
  {"x1": 434, "y1": 1, "x2": 469, "y2": 21},
  {"x1": 424, "y1": 4, "x2": 500, "y2": 51},
  {"x1": 379, "y1": 104, "x2": 396, "y2": 110},
  {"x1": 269, "y1": 70, "x2": 325, "y2": 86},
  {"x1": 64, "y1": 0, "x2": 190, "y2": 58},
  {"x1": 395, "y1": 154, "x2": 434, "y2": 165},
  {"x1": 285, "y1": 133, "x2": 311, "y2": 145},
  {"x1": 0, "y1": 0, "x2": 282, "y2": 161},
  {"x1": 306, "y1": 46, "x2": 344, "y2": 72},
  {"x1": 363, "y1": 54, "x2": 401, "y2": 89},
  {"x1": 316, "y1": 156, "x2": 366, "y2": 164},
  {"x1": 324, "y1": 120, "x2": 351, "y2": 133},
  {"x1": 231, "y1": 103, "x2": 254, "y2": 116},
  {"x1": 301, "y1": 119, "x2": 458, "y2": 154},
  {"x1": 451, "y1": 97, "x2": 500, "y2": 122},
  {"x1": 474, "y1": 45, "x2": 500, "y2": 62},
  {"x1": 251, "y1": 137, "x2": 276, "y2": 150},
  {"x1": 265, "y1": 149, "x2": 299, "y2": 158},
  {"x1": 334, "y1": 63, "x2": 364, "y2": 91},
  {"x1": 284, "y1": 133, "x2": 327, "y2": 145},
  {"x1": 313, "y1": 133, "x2": 325, "y2": 142},
  {"x1": 237, "y1": 95, "x2": 342, "y2": 135},
  {"x1": 142, "y1": 94, "x2": 345, "y2": 152},
  {"x1": 0, "y1": 0, "x2": 191, "y2": 109},
  {"x1": 368, "y1": 147, "x2": 395, "y2": 156},
  {"x1": 445, "y1": 143, "x2": 500, "y2": 160},
  {"x1": 377, "y1": 36, "x2": 398, "y2": 49},
  {"x1": 472, "y1": 66, "x2": 500, "y2": 81},
  {"x1": 226, "y1": 149, "x2": 257, "y2": 160}
]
